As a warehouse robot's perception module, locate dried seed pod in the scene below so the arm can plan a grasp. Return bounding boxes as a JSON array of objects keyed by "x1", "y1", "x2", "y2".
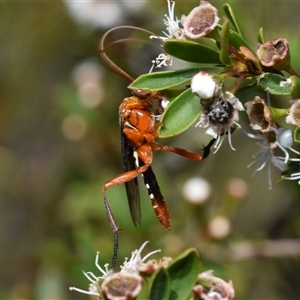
[
  {"x1": 256, "y1": 38, "x2": 290, "y2": 70},
  {"x1": 182, "y1": 1, "x2": 220, "y2": 39},
  {"x1": 244, "y1": 97, "x2": 272, "y2": 132}
]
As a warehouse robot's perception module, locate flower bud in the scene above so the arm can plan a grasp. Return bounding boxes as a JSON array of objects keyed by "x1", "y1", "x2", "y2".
[
  {"x1": 194, "y1": 270, "x2": 235, "y2": 300},
  {"x1": 207, "y1": 215, "x2": 231, "y2": 239},
  {"x1": 226, "y1": 178, "x2": 248, "y2": 200},
  {"x1": 277, "y1": 127, "x2": 293, "y2": 148},
  {"x1": 191, "y1": 71, "x2": 217, "y2": 99},
  {"x1": 183, "y1": 177, "x2": 212, "y2": 204},
  {"x1": 256, "y1": 38, "x2": 290, "y2": 70},
  {"x1": 286, "y1": 99, "x2": 300, "y2": 127},
  {"x1": 182, "y1": 1, "x2": 220, "y2": 39}
]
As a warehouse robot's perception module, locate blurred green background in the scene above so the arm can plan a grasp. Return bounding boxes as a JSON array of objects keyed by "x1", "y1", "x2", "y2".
[{"x1": 0, "y1": 0, "x2": 300, "y2": 299}]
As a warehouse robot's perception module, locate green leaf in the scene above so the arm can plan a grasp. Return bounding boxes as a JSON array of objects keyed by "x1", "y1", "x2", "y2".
[
  {"x1": 257, "y1": 27, "x2": 265, "y2": 44},
  {"x1": 257, "y1": 73, "x2": 291, "y2": 95},
  {"x1": 281, "y1": 159, "x2": 300, "y2": 181},
  {"x1": 159, "y1": 88, "x2": 201, "y2": 138},
  {"x1": 167, "y1": 248, "x2": 201, "y2": 300},
  {"x1": 223, "y1": 3, "x2": 246, "y2": 40},
  {"x1": 290, "y1": 76, "x2": 300, "y2": 99},
  {"x1": 220, "y1": 19, "x2": 230, "y2": 64},
  {"x1": 235, "y1": 81, "x2": 257, "y2": 97},
  {"x1": 148, "y1": 267, "x2": 170, "y2": 300},
  {"x1": 294, "y1": 127, "x2": 300, "y2": 143},
  {"x1": 228, "y1": 30, "x2": 255, "y2": 54},
  {"x1": 128, "y1": 67, "x2": 225, "y2": 91},
  {"x1": 163, "y1": 39, "x2": 222, "y2": 64}
]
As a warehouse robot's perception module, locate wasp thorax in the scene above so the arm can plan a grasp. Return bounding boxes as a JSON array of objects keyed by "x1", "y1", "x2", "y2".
[{"x1": 206, "y1": 97, "x2": 234, "y2": 125}]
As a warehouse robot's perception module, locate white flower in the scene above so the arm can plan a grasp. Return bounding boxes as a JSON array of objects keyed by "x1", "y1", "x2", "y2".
[
  {"x1": 120, "y1": 241, "x2": 161, "y2": 274},
  {"x1": 69, "y1": 251, "x2": 109, "y2": 297},
  {"x1": 286, "y1": 99, "x2": 300, "y2": 127},
  {"x1": 196, "y1": 91, "x2": 244, "y2": 153},
  {"x1": 149, "y1": 53, "x2": 173, "y2": 73},
  {"x1": 182, "y1": 177, "x2": 212, "y2": 204},
  {"x1": 149, "y1": 0, "x2": 185, "y2": 72},
  {"x1": 69, "y1": 241, "x2": 162, "y2": 297},
  {"x1": 150, "y1": 0, "x2": 185, "y2": 41},
  {"x1": 247, "y1": 126, "x2": 300, "y2": 189}
]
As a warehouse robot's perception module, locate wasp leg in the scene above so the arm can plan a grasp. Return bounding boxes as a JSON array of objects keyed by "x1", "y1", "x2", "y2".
[
  {"x1": 102, "y1": 161, "x2": 150, "y2": 232},
  {"x1": 102, "y1": 157, "x2": 150, "y2": 269},
  {"x1": 202, "y1": 137, "x2": 217, "y2": 159},
  {"x1": 150, "y1": 141, "x2": 203, "y2": 160},
  {"x1": 102, "y1": 191, "x2": 118, "y2": 269},
  {"x1": 102, "y1": 143, "x2": 153, "y2": 265}
]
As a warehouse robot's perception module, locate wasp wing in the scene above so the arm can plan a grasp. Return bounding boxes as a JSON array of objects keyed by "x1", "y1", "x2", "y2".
[{"x1": 120, "y1": 125, "x2": 142, "y2": 226}]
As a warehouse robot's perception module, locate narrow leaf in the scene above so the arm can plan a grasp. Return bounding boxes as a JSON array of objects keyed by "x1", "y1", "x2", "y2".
[
  {"x1": 257, "y1": 27, "x2": 265, "y2": 44},
  {"x1": 167, "y1": 248, "x2": 201, "y2": 300},
  {"x1": 223, "y1": 3, "x2": 246, "y2": 40},
  {"x1": 163, "y1": 39, "x2": 222, "y2": 64},
  {"x1": 128, "y1": 67, "x2": 225, "y2": 91},
  {"x1": 228, "y1": 30, "x2": 255, "y2": 54},
  {"x1": 148, "y1": 267, "x2": 170, "y2": 300},
  {"x1": 159, "y1": 88, "x2": 201, "y2": 138},
  {"x1": 220, "y1": 18, "x2": 230, "y2": 64},
  {"x1": 257, "y1": 73, "x2": 291, "y2": 95}
]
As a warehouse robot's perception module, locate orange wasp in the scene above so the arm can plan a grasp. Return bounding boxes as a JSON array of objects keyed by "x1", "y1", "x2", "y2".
[{"x1": 100, "y1": 26, "x2": 211, "y2": 267}]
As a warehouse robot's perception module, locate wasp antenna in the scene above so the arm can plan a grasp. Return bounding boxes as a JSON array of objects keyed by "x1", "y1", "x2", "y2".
[{"x1": 99, "y1": 25, "x2": 158, "y2": 82}]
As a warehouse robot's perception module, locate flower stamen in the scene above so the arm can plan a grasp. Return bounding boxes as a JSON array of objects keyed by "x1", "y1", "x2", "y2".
[{"x1": 69, "y1": 286, "x2": 99, "y2": 296}]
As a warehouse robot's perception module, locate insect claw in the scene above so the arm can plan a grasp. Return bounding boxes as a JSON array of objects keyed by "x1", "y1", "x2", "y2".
[{"x1": 201, "y1": 138, "x2": 217, "y2": 159}]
